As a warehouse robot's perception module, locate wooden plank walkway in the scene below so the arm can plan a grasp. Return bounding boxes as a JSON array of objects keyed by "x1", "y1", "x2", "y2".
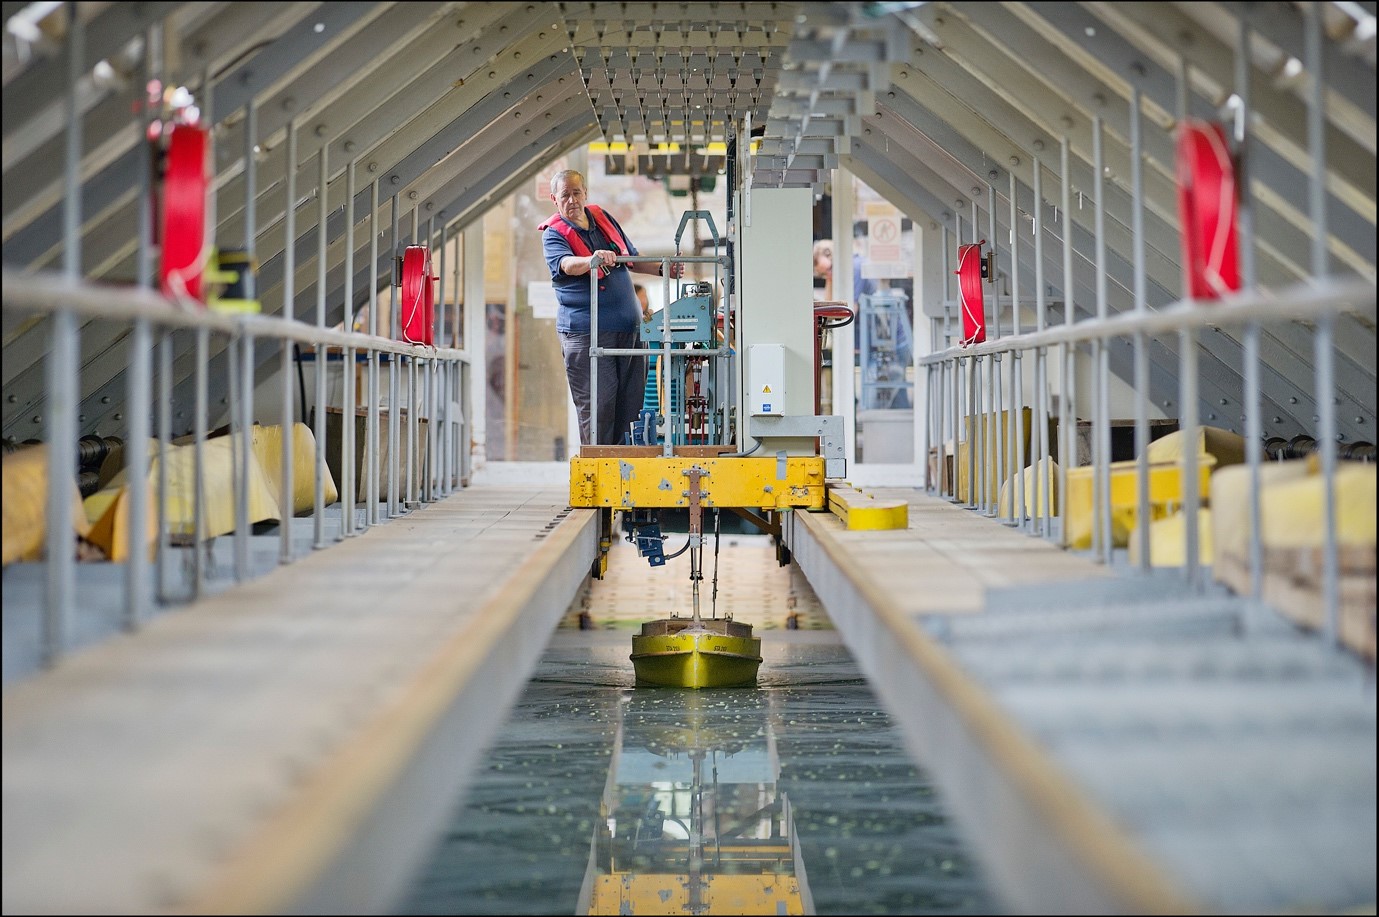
[
  {"x1": 785, "y1": 488, "x2": 1376, "y2": 914},
  {"x1": 2, "y1": 486, "x2": 595, "y2": 915}
]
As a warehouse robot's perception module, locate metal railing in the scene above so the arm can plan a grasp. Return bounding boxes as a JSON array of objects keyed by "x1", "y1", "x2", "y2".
[
  {"x1": 3, "y1": 268, "x2": 472, "y2": 668},
  {"x1": 916, "y1": 3, "x2": 1376, "y2": 649}
]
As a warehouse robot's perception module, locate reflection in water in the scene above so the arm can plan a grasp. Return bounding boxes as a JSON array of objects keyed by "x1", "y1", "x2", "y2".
[
  {"x1": 398, "y1": 633, "x2": 996, "y2": 915},
  {"x1": 579, "y1": 690, "x2": 808, "y2": 914}
]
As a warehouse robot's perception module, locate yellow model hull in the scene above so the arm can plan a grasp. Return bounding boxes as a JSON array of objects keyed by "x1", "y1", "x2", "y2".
[{"x1": 630, "y1": 620, "x2": 762, "y2": 688}]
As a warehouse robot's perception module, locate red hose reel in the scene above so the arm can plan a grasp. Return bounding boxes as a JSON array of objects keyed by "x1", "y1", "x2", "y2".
[
  {"x1": 956, "y1": 239, "x2": 987, "y2": 346},
  {"x1": 400, "y1": 244, "x2": 436, "y2": 345},
  {"x1": 159, "y1": 122, "x2": 209, "y2": 302},
  {"x1": 1176, "y1": 119, "x2": 1241, "y2": 301}
]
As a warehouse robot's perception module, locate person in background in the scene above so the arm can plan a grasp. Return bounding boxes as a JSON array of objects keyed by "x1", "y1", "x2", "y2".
[
  {"x1": 812, "y1": 237, "x2": 877, "y2": 302},
  {"x1": 541, "y1": 169, "x2": 681, "y2": 445}
]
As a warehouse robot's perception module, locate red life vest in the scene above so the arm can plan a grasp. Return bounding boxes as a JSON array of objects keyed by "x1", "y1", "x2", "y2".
[{"x1": 538, "y1": 204, "x2": 631, "y2": 279}]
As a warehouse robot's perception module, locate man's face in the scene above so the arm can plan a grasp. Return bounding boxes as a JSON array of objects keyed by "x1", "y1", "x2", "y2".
[{"x1": 553, "y1": 178, "x2": 587, "y2": 222}]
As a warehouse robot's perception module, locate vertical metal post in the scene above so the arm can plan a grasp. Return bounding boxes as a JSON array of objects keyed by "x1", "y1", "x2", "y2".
[
  {"x1": 228, "y1": 328, "x2": 244, "y2": 578},
  {"x1": 987, "y1": 182, "x2": 1002, "y2": 515},
  {"x1": 1237, "y1": 7, "x2": 1264, "y2": 609},
  {"x1": 192, "y1": 325, "x2": 209, "y2": 596},
  {"x1": 966, "y1": 356, "x2": 977, "y2": 508},
  {"x1": 1009, "y1": 172, "x2": 1024, "y2": 528},
  {"x1": 1305, "y1": 1, "x2": 1339, "y2": 644},
  {"x1": 1059, "y1": 135, "x2": 1075, "y2": 547},
  {"x1": 280, "y1": 119, "x2": 297, "y2": 563},
  {"x1": 405, "y1": 209, "x2": 419, "y2": 507},
  {"x1": 1131, "y1": 84, "x2": 1152, "y2": 572},
  {"x1": 923, "y1": 363, "x2": 934, "y2": 492},
  {"x1": 156, "y1": 333, "x2": 172, "y2": 596},
  {"x1": 342, "y1": 156, "x2": 357, "y2": 535},
  {"x1": 1180, "y1": 326, "x2": 1202, "y2": 589},
  {"x1": 941, "y1": 224, "x2": 951, "y2": 348},
  {"x1": 233, "y1": 98, "x2": 258, "y2": 578},
  {"x1": 1032, "y1": 156, "x2": 1046, "y2": 535},
  {"x1": 407, "y1": 351, "x2": 417, "y2": 507},
  {"x1": 970, "y1": 200, "x2": 984, "y2": 511},
  {"x1": 437, "y1": 221, "x2": 450, "y2": 496},
  {"x1": 244, "y1": 99, "x2": 257, "y2": 299},
  {"x1": 236, "y1": 332, "x2": 254, "y2": 576},
  {"x1": 44, "y1": 0, "x2": 84, "y2": 665},
  {"x1": 313, "y1": 144, "x2": 328, "y2": 547},
  {"x1": 1092, "y1": 115, "x2": 1112, "y2": 564},
  {"x1": 126, "y1": 25, "x2": 154, "y2": 631},
  {"x1": 590, "y1": 257, "x2": 601, "y2": 444},
  {"x1": 951, "y1": 357, "x2": 961, "y2": 503},
  {"x1": 1171, "y1": 56, "x2": 1202, "y2": 588},
  {"x1": 424, "y1": 216, "x2": 436, "y2": 502},
  {"x1": 936, "y1": 353, "x2": 946, "y2": 496},
  {"x1": 367, "y1": 178, "x2": 381, "y2": 526},
  {"x1": 389, "y1": 194, "x2": 400, "y2": 518}
]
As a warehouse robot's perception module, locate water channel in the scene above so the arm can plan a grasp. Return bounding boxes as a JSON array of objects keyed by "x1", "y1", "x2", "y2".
[{"x1": 398, "y1": 535, "x2": 1000, "y2": 915}]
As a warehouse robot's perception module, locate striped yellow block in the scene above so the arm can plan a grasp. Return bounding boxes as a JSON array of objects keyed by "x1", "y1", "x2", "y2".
[{"x1": 827, "y1": 483, "x2": 909, "y2": 530}]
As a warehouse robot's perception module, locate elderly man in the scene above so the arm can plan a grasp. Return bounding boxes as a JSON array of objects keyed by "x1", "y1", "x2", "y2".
[{"x1": 540, "y1": 169, "x2": 680, "y2": 445}]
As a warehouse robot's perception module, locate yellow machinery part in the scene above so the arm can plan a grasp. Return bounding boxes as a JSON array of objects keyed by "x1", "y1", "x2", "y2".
[
  {"x1": 1128, "y1": 507, "x2": 1214, "y2": 568},
  {"x1": 569, "y1": 455, "x2": 825, "y2": 511},
  {"x1": 1209, "y1": 459, "x2": 1316, "y2": 562},
  {"x1": 997, "y1": 456, "x2": 1060, "y2": 519},
  {"x1": 2, "y1": 444, "x2": 92, "y2": 566},
  {"x1": 84, "y1": 480, "x2": 156, "y2": 563},
  {"x1": 1064, "y1": 456, "x2": 1217, "y2": 550},
  {"x1": 590, "y1": 872, "x2": 804, "y2": 916},
  {"x1": 1210, "y1": 458, "x2": 1376, "y2": 660},
  {"x1": 81, "y1": 423, "x2": 336, "y2": 550},
  {"x1": 826, "y1": 483, "x2": 908, "y2": 530},
  {"x1": 250, "y1": 422, "x2": 338, "y2": 516},
  {"x1": 1144, "y1": 424, "x2": 1249, "y2": 468},
  {"x1": 1254, "y1": 460, "x2": 1376, "y2": 549}
]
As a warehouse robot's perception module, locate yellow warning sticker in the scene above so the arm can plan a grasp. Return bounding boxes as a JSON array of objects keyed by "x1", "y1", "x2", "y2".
[{"x1": 762, "y1": 385, "x2": 772, "y2": 393}]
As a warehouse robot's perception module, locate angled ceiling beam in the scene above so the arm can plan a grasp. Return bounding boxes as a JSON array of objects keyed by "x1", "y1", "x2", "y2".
[
  {"x1": 890, "y1": 7, "x2": 1374, "y2": 436},
  {"x1": 3, "y1": 2, "x2": 377, "y2": 268},
  {"x1": 1006, "y1": 2, "x2": 1374, "y2": 277},
  {"x1": 845, "y1": 136, "x2": 1221, "y2": 430},
  {"x1": 861, "y1": 103, "x2": 1317, "y2": 435}
]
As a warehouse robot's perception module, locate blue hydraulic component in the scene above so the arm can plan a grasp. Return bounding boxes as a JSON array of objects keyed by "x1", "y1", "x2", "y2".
[
  {"x1": 624, "y1": 508, "x2": 666, "y2": 566},
  {"x1": 631, "y1": 408, "x2": 658, "y2": 445},
  {"x1": 640, "y1": 281, "x2": 714, "y2": 344}
]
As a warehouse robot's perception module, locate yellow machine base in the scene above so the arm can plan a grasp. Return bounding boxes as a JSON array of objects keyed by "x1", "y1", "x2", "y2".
[
  {"x1": 630, "y1": 618, "x2": 762, "y2": 688},
  {"x1": 570, "y1": 450, "x2": 825, "y2": 511},
  {"x1": 590, "y1": 872, "x2": 805, "y2": 916},
  {"x1": 826, "y1": 482, "x2": 909, "y2": 530}
]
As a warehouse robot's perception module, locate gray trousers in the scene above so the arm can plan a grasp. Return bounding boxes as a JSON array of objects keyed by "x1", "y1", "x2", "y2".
[{"x1": 559, "y1": 330, "x2": 647, "y2": 445}]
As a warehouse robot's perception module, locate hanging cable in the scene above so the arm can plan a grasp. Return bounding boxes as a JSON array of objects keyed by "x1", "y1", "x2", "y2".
[
  {"x1": 710, "y1": 508, "x2": 721, "y2": 619},
  {"x1": 663, "y1": 535, "x2": 692, "y2": 560}
]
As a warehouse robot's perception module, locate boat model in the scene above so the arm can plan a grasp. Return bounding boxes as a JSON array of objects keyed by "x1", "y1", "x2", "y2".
[
  {"x1": 618, "y1": 464, "x2": 765, "y2": 689},
  {"x1": 630, "y1": 615, "x2": 762, "y2": 688}
]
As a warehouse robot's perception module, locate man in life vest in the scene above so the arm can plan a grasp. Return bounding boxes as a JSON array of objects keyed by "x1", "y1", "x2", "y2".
[{"x1": 541, "y1": 169, "x2": 682, "y2": 445}]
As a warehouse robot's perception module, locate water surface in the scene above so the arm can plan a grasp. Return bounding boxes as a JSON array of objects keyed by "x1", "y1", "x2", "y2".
[{"x1": 398, "y1": 630, "x2": 997, "y2": 915}]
